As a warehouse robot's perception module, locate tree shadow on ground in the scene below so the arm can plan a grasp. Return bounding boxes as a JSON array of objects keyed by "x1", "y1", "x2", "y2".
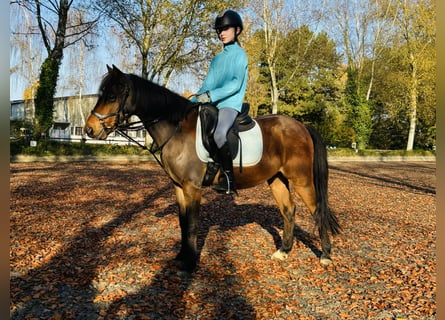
[
  {"x1": 329, "y1": 163, "x2": 435, "y2": 195},
  {"x1": 11, "y1": 186, "x2": 321, "y2": 319},
  {"x1": 10, "y1": 164, "x2": 174, "y2": 320}
]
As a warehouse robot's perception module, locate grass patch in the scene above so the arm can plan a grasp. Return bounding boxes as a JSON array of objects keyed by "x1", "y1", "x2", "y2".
[
  {"x1": 10, "y1": 140, "x2": 435, "y2": 158},
  {"x1": 10, "y1": 140, "x2": 149, "y2": 157},
  {"x1": 327, "y1": 148, "x2": 436, "y2": 157}
]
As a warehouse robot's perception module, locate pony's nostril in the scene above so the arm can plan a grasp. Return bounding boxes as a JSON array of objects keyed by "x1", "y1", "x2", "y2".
[{"x1": 84, "y1": 126, "x2": 94, "y2": 138}]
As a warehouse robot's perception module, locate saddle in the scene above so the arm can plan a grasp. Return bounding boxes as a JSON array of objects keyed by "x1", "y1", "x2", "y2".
[
  {"x1": 199, "y1": 103, "x2": 255, "y2": 159},
  {"x1": 198, "y1": 103, "x2": 255, "y2": 186}
]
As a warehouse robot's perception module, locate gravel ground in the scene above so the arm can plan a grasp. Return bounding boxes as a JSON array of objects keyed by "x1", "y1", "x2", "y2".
[{"x1": 10, "y1": 160, "x2": 436, "y2": 319}]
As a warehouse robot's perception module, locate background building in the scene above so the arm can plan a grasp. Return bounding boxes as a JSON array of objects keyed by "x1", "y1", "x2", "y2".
[{"x1": 10, "y1": 95, "x2": 147, "y2": 145}]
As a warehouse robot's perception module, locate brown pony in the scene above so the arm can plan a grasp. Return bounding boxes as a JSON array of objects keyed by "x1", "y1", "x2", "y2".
[{"x1": 84, "y1": 65, "x2": 341, "y2": 274}]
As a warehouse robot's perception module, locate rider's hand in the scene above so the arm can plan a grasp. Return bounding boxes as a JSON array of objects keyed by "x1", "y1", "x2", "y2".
[{"x1": 195, "y1": 91, "x2": 211, "y2": 103}]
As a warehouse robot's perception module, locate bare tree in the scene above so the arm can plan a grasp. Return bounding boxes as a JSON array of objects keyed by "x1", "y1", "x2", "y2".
[
  {"x1": 327, "y1": 0, "x2": 371, "y2": 96},
  {"x1": 60, "y1": 9, "x2": 99, "y2": 131},
  {"x1": 261, "y1": 0, "x2": 282, "y2": 114},
  {"x1": 327, "y1": 0, "x2": 399, "y2": 100},
  {"x1": 11, "y1": 0, "x2": 99, "y2": 138},
  {"x1": 394, "y1": 0, "x2": 435, "y2": 150},
  {"x1": 10, "y1": 3, "x2": 42, "y2": 103},
  {"x1": 246, "y1": 0, "x2": 329, "y2": 114},
  {"x1": 324, "y1": 0, "x2": 399, "y2": 149},
  {"x1": 96, "y1": 0, "x2": 238, "y2": 84},
  {"x1": 364, "y1": 0, "x2": 399, "y2": 101},
  {"x1": 244, "y1": 0, "x2": 285, "y2": 114}
]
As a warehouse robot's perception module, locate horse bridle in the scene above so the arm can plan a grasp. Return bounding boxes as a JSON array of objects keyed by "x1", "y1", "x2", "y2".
[
  {"x1": 90, "y1": 84, "x2": 130, "y2": 136},
  {"x1": 90, "y1": 81, "x2": 183, "y2": 171}
]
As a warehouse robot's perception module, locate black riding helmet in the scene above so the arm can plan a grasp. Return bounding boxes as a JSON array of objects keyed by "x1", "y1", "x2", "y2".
[{"x1": 214, "y1": 10, "x2": 243, "y2": 34}]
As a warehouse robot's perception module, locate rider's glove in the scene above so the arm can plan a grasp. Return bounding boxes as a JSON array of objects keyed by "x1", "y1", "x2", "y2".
[{"x1": 196, "y1": 91, "x2": 211, "y2": 104}]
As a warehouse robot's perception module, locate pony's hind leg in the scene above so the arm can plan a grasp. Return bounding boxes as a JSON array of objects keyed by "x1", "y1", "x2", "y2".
[
  {"x1": 292, "y1": 183, "x2": 335, "y2": 266},
  {"x1": 268, "y1": 174, "x2": 296, "y2": 261}
]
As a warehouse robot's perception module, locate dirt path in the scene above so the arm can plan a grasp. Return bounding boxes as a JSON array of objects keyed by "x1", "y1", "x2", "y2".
[{"x1": 10, "y1": 161, "x2": 436, "y2": 319}]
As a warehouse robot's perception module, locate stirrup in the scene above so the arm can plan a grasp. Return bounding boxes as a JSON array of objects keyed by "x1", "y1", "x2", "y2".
[{"x1": 212, "y1": 171, "x2": 237, "y2": 195}]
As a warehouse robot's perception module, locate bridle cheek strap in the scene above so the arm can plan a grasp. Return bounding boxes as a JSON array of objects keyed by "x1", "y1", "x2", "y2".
[{"x1": 91, "y1": 86, "x2": 130, "y2": 133}]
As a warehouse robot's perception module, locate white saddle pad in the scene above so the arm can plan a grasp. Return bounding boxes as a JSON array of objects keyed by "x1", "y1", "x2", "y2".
[{"x1": 195, "y1": 117, "x2": 263, "y2": 167}]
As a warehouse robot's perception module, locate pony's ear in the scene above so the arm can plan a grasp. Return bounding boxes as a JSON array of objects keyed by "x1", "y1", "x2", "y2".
[
  {"x1": 106, "y1": 64, "x2": 113, "y2": 73},
  {"x1": 112, "y1": 64, "x2": 123, "y2": 74}
]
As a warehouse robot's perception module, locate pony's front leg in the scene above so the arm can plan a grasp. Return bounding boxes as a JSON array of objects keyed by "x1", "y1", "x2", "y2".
[{"x1": 174, "y1": 184, "x2": 202, "y2": 273}]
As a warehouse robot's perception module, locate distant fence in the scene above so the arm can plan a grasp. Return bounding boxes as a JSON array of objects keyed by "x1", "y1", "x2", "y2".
[{"x1": 49, "y1": 136, "x2": 147, "y2": 146}]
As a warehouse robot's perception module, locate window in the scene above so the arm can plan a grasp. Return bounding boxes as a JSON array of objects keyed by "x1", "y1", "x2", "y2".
[{"x1": 75, "y1": 127, "x2": 83, "y2": 136}]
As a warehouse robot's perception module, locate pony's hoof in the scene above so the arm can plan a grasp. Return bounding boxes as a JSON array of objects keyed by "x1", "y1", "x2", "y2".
[
  {"x1": 271, "y1": 250, "x2": 288, "y2": 261},
  {"x1": 320, "y1": 257, "x2": 332, "y2": 266},
  {"x1": 177, "y1": 270, "x2": 192, "y2": 278}
]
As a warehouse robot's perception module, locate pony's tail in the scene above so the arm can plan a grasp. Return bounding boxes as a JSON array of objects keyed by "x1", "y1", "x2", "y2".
[{"x1": 305, "y1": 125, "x2": 341, "y2": 236}]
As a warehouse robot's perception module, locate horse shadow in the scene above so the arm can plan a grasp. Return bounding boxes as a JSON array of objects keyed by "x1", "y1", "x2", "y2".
[
  {"x1": 103, "y1": 191, "x2": 321, "y2": 319},
  {"x1": 103, "y1": 241, "x2": 256, "y2": 319},
  {"x1": 200, "y1": 199, "x2": 322, "y2": 260},
  {"x1": 11, "y1": 182, "x2": 320, "y2": 319}
]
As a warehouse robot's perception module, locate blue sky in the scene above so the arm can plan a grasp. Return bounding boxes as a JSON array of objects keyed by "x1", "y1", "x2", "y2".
[
  {"x1": 10, "y1": 0, "x2": 339, "y2": 101},
  {"x1": 9, "y1": 2, "x2": 204, "y2": 101},
  {"x1": 10, "y1": 0, "x2": 389, "y2": 102}
]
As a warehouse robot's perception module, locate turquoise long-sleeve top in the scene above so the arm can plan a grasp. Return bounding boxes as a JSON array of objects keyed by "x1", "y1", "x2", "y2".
[{"x1": 194, "y1": 42, "x2": 248, "y2": 112}]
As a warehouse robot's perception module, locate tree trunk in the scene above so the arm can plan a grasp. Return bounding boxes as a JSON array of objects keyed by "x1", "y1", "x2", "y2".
[
  {"x1": 33, "y1": 0, "x2": 70, "y2": 139},
  {"x1": 269, "y1": 63, "x2": 279, "y2": 114},
  {"x1": 34, "y1": 55, "x2": 63, "y2": 139},
  {"x1": 262, "y1": 0, "x2": 281, "y2": 115},
  {"x1": 141, "y1": 48, "x2": 149, "y2": 80},
  {"x1": 406, "y1": 57, "x2": 417, "y2": 151}
]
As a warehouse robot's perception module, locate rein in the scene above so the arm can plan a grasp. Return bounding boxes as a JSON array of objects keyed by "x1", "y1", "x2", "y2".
[
  {"x1": 115, "y1": 118, "x2": 182, "y2": 171},
  {"x1": 91, "y1": 73, "x2": 193, "y2": 173}
]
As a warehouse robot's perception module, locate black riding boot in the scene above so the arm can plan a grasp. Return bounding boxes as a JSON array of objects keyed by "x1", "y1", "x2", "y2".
[{"x1": 212, "y1": 142, "x2": 237, "y2": 194}]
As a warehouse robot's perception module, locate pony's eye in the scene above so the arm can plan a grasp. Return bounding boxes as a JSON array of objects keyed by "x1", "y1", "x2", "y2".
[{"x1": 108, "y1": 95, "x2": 117, "y2": 102}]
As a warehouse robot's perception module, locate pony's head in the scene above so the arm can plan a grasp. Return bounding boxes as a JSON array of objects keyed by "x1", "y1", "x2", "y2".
[
  {"x1": 85, "y1": 64, "x2": 195, "y2": 140},
  {"x1": 84, "y1": 65, "x2": 135, "y2": 139}
]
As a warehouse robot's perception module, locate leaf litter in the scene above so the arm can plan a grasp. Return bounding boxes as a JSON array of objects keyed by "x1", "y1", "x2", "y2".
[{"x1": 10, "y1": 161, "x2": 436, "y2": 319}]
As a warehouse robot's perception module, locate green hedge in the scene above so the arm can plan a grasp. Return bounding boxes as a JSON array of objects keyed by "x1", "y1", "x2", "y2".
[
  {"x1": 10, "y1": 140, "x2": 435, "y2": 158},
  {"x1": 327, "y1": 148, "x2": 436, "y2": 157},
  {"x1": 10, "y1": 140, "x2": 148, "y2": 157}
]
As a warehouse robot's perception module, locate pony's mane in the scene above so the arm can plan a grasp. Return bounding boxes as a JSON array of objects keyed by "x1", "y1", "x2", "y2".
[{"x1": 127, "y1": 74, "x2": 196, "y2": 124}]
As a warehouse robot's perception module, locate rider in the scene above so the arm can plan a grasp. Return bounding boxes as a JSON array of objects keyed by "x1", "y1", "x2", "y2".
[{"x1": 193, "y1": 9, "x2": 248, "y2": 195}]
